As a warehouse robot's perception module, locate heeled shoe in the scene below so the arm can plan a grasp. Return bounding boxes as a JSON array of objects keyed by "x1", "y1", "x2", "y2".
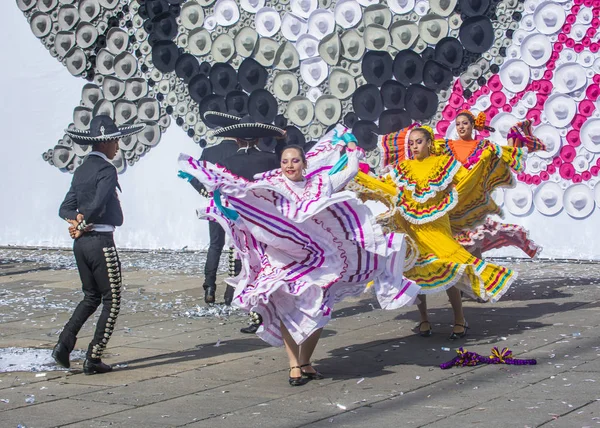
[
  {"x1": 449, "y1": 321, "x2": 469, "y2": 340},
  {"x1": 300, "y1": 363, "x2": 325, "y2": 380},
  {"x1": 417, "y1": 321, "x2": 432, "y2": 337},
  {"x1": 289, "y1": 366, "x2": 310, "y2": 386}
]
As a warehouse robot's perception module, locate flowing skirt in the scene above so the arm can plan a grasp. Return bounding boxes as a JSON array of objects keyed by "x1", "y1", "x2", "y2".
[{"x1": 181, "y1": 155, "x2": 420, "y2": 347}]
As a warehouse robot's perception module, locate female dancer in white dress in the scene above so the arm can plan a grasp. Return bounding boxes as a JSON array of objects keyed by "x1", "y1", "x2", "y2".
[{"x1": 180, "y1": 123, "x2": 420, "y2": 386}]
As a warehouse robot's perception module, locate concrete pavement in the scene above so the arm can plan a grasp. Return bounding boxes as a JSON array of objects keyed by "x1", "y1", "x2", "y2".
[{"x1": 1, "y1": 248, "x2": 600, "y2": 427}]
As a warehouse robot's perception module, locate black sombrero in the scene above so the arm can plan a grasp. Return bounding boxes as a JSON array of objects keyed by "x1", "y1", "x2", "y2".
[
  {"x1": 209, "y1": 116, "x2": 286, "y2": 140},
  {"x1": 65, "y1": 115, "x2": 145, "y2": 145},
  {"x1": 203, "y1": 110, "x2": 242, "y2": 129}
]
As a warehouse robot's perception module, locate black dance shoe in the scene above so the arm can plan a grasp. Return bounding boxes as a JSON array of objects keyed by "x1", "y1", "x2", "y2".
[
  {"x1": 289, "y1": 366, "x2": 310, "y2": 386},
  {"x1": 300, "y1": 364, "x2": 325, "y2": 380},
  {"x1": 240, "y1": 324, "x2": 260, "y2": 334},
  {"x1": 52, "y1": 342, "x2": 71, "y2": 369},
  {"x1": 417, "y1": 321, "x2": 432, "y2": 337},
  {"x1": 83, "y1": 358, "x2": 113, "y2": 375},
  {"x1": 449, "y1": 321, "x2": 469, "y2": 340},
  {"x1": 204, "y1": 286, "x2": 216, "y2": 304}
]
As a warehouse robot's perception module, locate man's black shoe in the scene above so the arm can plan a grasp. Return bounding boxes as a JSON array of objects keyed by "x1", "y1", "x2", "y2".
[
  {"x1": 83, "y1": 358, "x2": 112, "y2": 375},
  {"x1": 223, "y1": 285, "x2": 235, "y2": 306},
  {"x1": 205, "y1": 286, "x2": 216, "y2": 304},
  {"x1": 240, "y1": 324, "x2": 260, "y2": 334},
  {"x1": 52, "y1": 342, "x2": 71, "y2": 369}
]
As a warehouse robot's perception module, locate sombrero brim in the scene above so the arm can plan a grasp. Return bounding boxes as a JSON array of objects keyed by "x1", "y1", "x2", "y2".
[
  {"x1": 65, "y1": 123, "x2": 146, "y2": 145},
  {"x1": 203, "y1": 111, "x2": 242, "y2": 128},
  {"x1": 210, "y1": 122, "x2": 286, "y2": 139}
]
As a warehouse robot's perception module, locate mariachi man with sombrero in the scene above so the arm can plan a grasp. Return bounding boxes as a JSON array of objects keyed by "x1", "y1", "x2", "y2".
[
  {"x1": 52, "y1": 115, "x2": 145, "y2": 375},
  {"x1": 180, "y1": 112, "x2": 284, "y2": 334}
]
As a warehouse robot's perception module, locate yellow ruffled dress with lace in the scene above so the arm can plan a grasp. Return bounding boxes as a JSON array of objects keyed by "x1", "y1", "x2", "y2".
[{"x1": 352, "y1": 153, "x2": 516, "y2": 303}]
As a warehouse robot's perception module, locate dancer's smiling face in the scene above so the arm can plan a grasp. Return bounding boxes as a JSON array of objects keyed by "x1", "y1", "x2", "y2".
[
  {"x1": 281, "y1": 146, "x2": 306, "y2": 182},
  {"x1": 408, "y1": 129, "x2": 431, "y2": 161},
  {"x1": 455, "y1": 114, "x2": 474, "y2": 140}
]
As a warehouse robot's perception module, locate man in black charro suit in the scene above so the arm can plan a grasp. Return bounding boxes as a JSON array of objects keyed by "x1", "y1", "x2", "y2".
[{"x1": 52, "y1": 115, "x2": 145, "y2": 375}]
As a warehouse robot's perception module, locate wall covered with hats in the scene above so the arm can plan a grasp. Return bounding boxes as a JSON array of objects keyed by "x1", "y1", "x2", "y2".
[
  {"x1": 0, "y1": 2, "x2": 209, "y2": 250},
  {"x1": 4, "y1": 0, "x2": 600, "y2": 258}
]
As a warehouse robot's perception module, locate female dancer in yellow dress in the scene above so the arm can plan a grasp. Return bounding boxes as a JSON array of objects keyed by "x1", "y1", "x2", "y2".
[
  {"x1": 437, "y1": 111, "x2": 545, "y2": 258},
  {"x1": 378, "y1": 112, "x2": 545, "y2": 259},
  {"x1": 354, "y1": 126, "x2": 517, "y2": 339}
]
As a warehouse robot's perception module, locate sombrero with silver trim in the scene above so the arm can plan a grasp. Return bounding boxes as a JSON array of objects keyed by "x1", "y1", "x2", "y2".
[
  {"x1": 235, "y1": 27, "x2": 259, "y2": 57},
  {"x1": 564, "y1": 184, "x2": 595, "y2": 219},
  {"x1": 210, "y1": 116, "x2": 286, "y2": 139},
  {"x1": 181, "y1": 1, "x2": 205, "y2": 29},
  {"x1": 65, "y1": 115, "x2": 146, "y2": 145},
  {"x1": 363, "y1": 4, "x2": 392, "y2": 28},
  {"x1": 390, "y1": 20, "x2": 419, "y2": 50},
  {"x1": 203, "y1": 110, "x2": 242, "y2": 128},
  {"x1": 281, "y1": 12, "x2": 308, "y2": 41},
  {"x1": 334, "y1": 0, "x2": 362, "y2": 29}
]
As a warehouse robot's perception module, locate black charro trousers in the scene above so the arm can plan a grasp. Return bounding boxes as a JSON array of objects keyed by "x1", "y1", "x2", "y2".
[{"x1": 58, "y1": 232, "x2": 121, "y2": 360}]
